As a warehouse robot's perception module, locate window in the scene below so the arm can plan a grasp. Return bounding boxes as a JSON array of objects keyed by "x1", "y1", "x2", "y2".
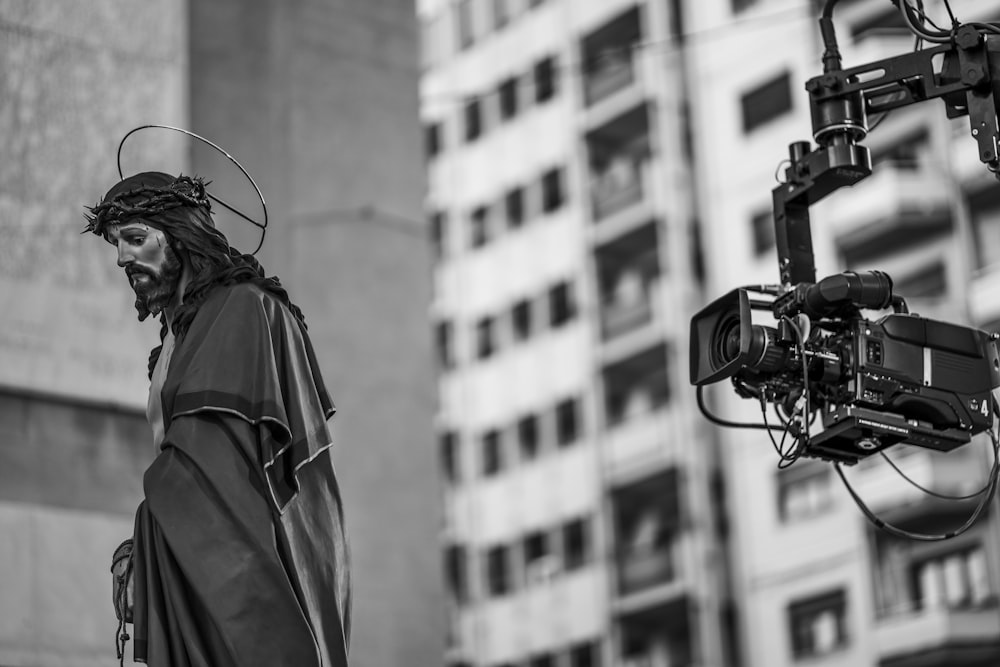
[
  {"x1": 505, "y1": 186, "x2": 525, "y2": 228},
  {"x1": 541, "y1": 167, "x2": 565, "y2": 212},
  {"x1": 486, "y1": 545, "x2": 512, "y2": 596},
  {"x1": 549, "y1": 281, "x2": 576, "y2": 327},
  {"x1": 445, "y1": 545, "x2": 469, "y2": 604},
  {"x1": 511, "y1": 298, "x2": 532, "y2": 341},
  {"x1": 523, "y1": 530, "x2": 550, "y2": 582},
  {"x1": 850, "y1": 6, "x2": 908, "y2": 40},
  {"x1": 440, "y1": 431, "x2": 459, "y2": 484},
  {"x1": 425, "y1": 121, "x2": 442, "y2": 159},
  {"x1": 731, "y1": 0, "x2": 759, "y2": 13},
  {"x1": 556, "y1": 397, "x2": 580, "y2": 446},
  {"x1": 464, "y1": 97, "x2": 483, "y2": 142},
  {"x1": 741, "y1": 71, "x2": 792, "y2": 133},
  {"x1": 563, "y1": 517, "x2": 591, "y2": 570},
  {"x1": 912, "y1": 546, "x2": 994, "y2": 610},
  {"x1": 430, "y1": 210, "x2": 447, "y2": 259},
  {"x1": 457, "y1": 0, "x2": 474, "y2": 49},
  {"x1": 970, "y1": 190, "x2": 1000, "y2": 271},
  {"x1": 777, "y1": 465, "x2": 833, "y2": 522},
  {"x1": 476, "y1": 316, "x2": 496, "y2": 359},
  {"x1": 517, "y1": 413, "x2": 540, "y2": 460},
  {"x1": 529, "y1": 654, "x2": 555, "y2": 667},
  {"x1": 482, "y1": 429, "x2": 502, "y2": 476},
  {"x1": 872, "y1": 130, "x2": 929, "y2": 170},
  {"x1": 750, "y1": 208, "x2": 774, "y2": 256},
  {"x1": 534, "y1": 56, "x2": 557, "y2": 102},
  {"x1": 499, "y1": 77, "x2": 519, "y2": 121},
  {"x1": 788, "y1": 589, "x2": 849, "y2": 659},
  {"x1": 493, "y1": 0, "x2": 511, "y2": 29},
  {"x1": 569, "y1": 641, "x2": 600, "y2": 667},
  {"x1": 894, "y1": 262, "x2": 947, "y2": 299},
  {"x1": 435, "y1": 321, "x2": 455, "y2": 370},
  {"x1": 470, "y1": 205, "x2": 490, "y2": 248}
]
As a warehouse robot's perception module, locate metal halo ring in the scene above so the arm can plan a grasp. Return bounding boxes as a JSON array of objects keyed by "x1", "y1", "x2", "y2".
[{"x1": 116, "y1": 124, "x2": 269, "y2": 255}]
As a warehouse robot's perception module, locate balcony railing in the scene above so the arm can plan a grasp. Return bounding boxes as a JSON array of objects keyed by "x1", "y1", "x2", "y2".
[
  {"x1": 602, "y1": 294, "x2": 653, "y2": 339},
  {"x1": 847, "y1": 446, "x2": 984, "y2": 513},
  {"x1": 618, "y1": 546, "x2": 674, "y2": 595},
  {"x1": 876, "y1": 604, "x2": 1000, "y2": 660},
  {"x1": 817, "y1": 162, "x2": 949, "y2": 248},
  {"x1": 591, "y1": 158, "x2": 645, "y2": 221},
  {"x1": 604, "y1": 406, "x2": 676, "y2": 478},
  {"x1": 584, "y1": 55, "x2": 635, "y2": 106}
]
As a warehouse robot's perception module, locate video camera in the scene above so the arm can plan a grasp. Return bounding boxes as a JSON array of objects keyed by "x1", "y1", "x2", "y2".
[
  {"x1": 689, "y1": 6, "x2": 1000, "y2": 465},
  {"x1": 691, "y1": 271, "x2": 1000, "y2": 464}
]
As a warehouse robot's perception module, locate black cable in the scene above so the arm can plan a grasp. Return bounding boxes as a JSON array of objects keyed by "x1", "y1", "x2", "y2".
[
  {"x1": 819, "y1": 0, "x2": 844, "y2": 72},
  {"x1": 898, "y1": 0, "x2": 951, "y2": 43},
  {"x1": 762, "y1": 401, "x2": 804, "y2": 467},
  {"x1": 912, "y1": 0, "x2": 925, "y2": 50},
  {"x1": 696, "y1": 385, "x2": 785, "y2": 432},
  {"x1": 969, "y1": 22, "x2": 1000, "y2": 37},
  {"x1": 941, "y1": 0, "x2": 958, "y2": 29},
  {"x1": 912, "y1": 0, "x2": 948, "y2": 33},
  {"x1": 878, "y1": 439, "x2": 996, "y2": 500},
  {"x1": 834, "y1": 417, "x2": 1000, "y2": 541}
]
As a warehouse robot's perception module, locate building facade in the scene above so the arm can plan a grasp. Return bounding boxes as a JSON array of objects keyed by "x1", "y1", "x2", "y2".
[
  {"x1": 421, "y1": 0, "x2": 1000, "y2": 666},
  {"x1": 421, "y1": 1, "x2": 733, "y2": 665}
]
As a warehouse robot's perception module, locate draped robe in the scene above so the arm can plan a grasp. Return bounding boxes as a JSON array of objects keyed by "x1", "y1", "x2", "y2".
[{"x1": 130, "y1": 282, "x2": 351, "y2": 667}]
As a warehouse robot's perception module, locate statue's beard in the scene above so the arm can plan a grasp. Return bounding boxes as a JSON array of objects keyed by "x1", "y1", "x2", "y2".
[{"x1": 129, "y1": 244, "x2": 183, "y2": 321}]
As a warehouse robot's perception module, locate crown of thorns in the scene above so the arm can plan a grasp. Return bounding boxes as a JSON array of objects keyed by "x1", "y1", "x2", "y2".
[{"x1": 84, "y1": 175, "x2": 212, "y2": 237}]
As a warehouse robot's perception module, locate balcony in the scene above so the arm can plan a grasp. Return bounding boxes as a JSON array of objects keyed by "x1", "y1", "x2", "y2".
[
  {"x1": 612, "y1": 469, "x2": 681, "y2": 599},
  {"x1": 848, "y1": 27, "x2": 913, "y2": 61},
  {"x1": 587, "y1": 103, "x2": 652, "y2": 228},
  {"x1": 818, "y1": 163, "x2": 951, "y2": 264},
  {"x1": 616, "y1": 595, "x2": 693, "y2": 667},
  {"x1": 846, "y1": 444, "x2": 987, "y2": 514},
  {"x1": 603, "y1": 342, "x2": 670, "y2": 430},
  {"x1": 618, "y1": 544, "x2": 674, "y2": 595},
  {"x1": 597, "y1": 222, "x2": 661, "y2": 342},
  {"x1": 876, "y1": 605, "x2": 1000, "y2": 666},
  {"x1": 602, "y1": 295, "x2": 653, "y2": 338},
  {"x1": 584, "y1": 54, "x2": 635, "y2": 107},
  {"x1": 592, "y1": 157, "x2": 645, "y2": 221},
  {"x1": 581, "y1": 6, "x2": 641, "y2": 108},
  {"x1": 603, "y1": 407, "x2": 679, "y2": 482}
]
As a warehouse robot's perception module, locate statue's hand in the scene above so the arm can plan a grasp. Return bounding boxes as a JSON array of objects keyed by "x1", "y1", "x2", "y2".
[{"x1": 111, "y1": 538, "x2": 134, "y2": 624}]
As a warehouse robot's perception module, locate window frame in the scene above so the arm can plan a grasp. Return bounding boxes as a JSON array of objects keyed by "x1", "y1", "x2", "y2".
[{"x1": 740, "y1": 70, "x2": 793, "y2": 133}]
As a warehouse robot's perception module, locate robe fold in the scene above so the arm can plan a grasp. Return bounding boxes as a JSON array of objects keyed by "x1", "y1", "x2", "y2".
[{"x1": 131, "y1": 282, "x2": 351, "y2": 667}]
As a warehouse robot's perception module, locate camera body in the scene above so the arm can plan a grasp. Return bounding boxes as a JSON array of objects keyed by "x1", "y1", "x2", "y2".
[{"x1": 690, "y1": 272, "x2": 1000, "y2": 463}]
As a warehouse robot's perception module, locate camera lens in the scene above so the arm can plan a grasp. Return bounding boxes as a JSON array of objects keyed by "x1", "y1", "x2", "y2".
[{"x1": 713, "y1": 316, "x2": 742, "y2": 366}]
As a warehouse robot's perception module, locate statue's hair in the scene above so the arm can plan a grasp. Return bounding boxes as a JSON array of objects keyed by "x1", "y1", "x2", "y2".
[{"x1": 85, "y1": 172, "x2": 305, "y2": 378}]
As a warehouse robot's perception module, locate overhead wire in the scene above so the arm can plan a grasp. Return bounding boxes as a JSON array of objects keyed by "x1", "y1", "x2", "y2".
[{"x1": 422, "y1": 2, "x2": 818, "y2": 107}]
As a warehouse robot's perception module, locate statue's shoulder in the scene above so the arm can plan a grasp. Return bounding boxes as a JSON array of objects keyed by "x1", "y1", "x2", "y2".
[{"x1": 209, "y1": 281, "x2": 297, "y2": 327}]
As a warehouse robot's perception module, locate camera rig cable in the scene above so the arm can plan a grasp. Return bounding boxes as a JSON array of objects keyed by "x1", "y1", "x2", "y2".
[{"x1": 833, "y1": 398, "x2": 1000, "y2": 541}]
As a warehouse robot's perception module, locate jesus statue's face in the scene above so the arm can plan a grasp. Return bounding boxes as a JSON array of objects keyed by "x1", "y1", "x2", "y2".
[{"x1": 105, "y1": 221, "x2": 183, "y2": 318}]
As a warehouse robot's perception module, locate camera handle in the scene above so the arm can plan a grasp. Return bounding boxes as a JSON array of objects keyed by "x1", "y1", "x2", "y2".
[{"x1": 772, "y1": 24, "x2": 1000, "y2": 287}]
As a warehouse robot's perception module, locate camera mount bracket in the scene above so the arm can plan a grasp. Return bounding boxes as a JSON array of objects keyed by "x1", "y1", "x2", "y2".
[{"x1": 772, "y1": 25, "x2": 1000, "y2": 286}]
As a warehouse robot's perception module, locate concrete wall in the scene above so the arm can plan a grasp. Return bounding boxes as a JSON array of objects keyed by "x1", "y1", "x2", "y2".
[
  {"x1": 188, "y1": 2, "x2": 445, "y2": 665},
  {"x1": 0, "y1": 391, "x2": 153, "y2": 666},
  {"x1": 0, "y1": 2, "x2": 187, "y2": 664},
  {"x1": 0, "y1": 0, "x2": 187, "y2": 407}
]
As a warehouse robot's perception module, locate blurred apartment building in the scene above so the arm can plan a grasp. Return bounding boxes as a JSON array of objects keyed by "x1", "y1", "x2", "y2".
[{"x1": 419, "y1": 0, "x2": 1000, "y2": 666}]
